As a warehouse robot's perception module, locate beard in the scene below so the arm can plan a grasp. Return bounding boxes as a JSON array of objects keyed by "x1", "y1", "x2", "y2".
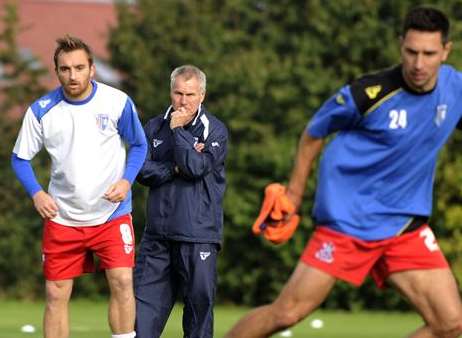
[{"x1": 62, "y1": 79, "x2": 92, "y2": 100}]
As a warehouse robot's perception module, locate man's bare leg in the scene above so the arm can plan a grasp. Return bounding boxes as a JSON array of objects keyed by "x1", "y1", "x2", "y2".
[
  {"x1": 106, "y1": 267, "x2": 136, "y2": 335},
  {"x1": 389, "y1": 269, "x2": 462, "y2": 338},
  {"x1": 43, "y1": 279, "x2": 73, "y2": 338},
  {"x1": 225, "y1": 262, "x2": 336, "y2": 338}
]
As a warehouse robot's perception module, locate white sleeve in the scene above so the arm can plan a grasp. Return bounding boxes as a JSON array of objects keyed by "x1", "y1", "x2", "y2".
[{"x1": 13, "y1": 107, "x2": 43, "y2": 160}]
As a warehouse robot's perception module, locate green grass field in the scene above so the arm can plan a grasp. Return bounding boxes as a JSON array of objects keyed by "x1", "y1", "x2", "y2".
[{"x1": 0, "y1": 299, "x2": 423, "y2": 338}]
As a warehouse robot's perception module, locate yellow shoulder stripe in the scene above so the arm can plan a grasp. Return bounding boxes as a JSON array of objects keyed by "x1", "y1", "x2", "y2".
[{"x1": 364, "y1": 88, "x2": 402, "y2": 116}]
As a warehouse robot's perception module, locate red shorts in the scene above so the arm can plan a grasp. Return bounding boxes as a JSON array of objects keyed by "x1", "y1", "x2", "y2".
[
  {"x1": 42, "y1": 214, "x2": 135, "y2": 281},
  {"x1": 300, "y1": 225, "x2": 448, "y2": 288}
]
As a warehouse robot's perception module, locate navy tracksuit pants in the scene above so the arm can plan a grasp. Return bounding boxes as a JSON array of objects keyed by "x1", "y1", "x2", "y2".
[{"x1": 135, "y1": 233, "x2": 218, "y2": 338}]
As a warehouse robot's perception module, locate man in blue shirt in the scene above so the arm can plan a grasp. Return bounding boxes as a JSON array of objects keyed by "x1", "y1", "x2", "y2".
[{"x1": 226, "y1": 6, "x2": 462, "y2": 338}]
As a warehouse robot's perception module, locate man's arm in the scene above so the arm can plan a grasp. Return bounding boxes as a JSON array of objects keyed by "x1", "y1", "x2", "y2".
[
  {"x1": 11, "y1": 154, "x2": 58, "y2": 218},
  {"x1": 172, "y1": 123, "x2": 228, "y2": 179},
  {"x1": 136, "y1": 159, "x2": 176, "y2": 187},
  {"x1": 286, "y1": 132, "x2": 324, "y2": 211},
  {"x1": 169, "y1": 106, "x2": 228, "y2": 179},
  {"x1": 106, "y1": 97, "x2": 147, "y2": 202},
  {"x1": 136, "y1": 135, "x2": 205, "y2": 187},
  {"x1": 136, "y1": 118, "x2": 177, "y2": 188},
  {"x1": 12, "y1": 106, "x2": 60, "y2": 219},
  {"x1": 285, "y1": 83, "x2": 363, "y2": 210}
]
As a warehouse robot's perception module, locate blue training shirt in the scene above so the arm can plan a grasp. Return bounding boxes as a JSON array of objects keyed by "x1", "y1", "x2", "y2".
[{"x1": 307, "y1": 64, "x2": 462, "y2": 240}]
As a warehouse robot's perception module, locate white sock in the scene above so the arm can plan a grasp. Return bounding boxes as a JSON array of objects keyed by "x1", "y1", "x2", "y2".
[{"x1": 111, "y1": 331, "x2": 136, "y2": 338}]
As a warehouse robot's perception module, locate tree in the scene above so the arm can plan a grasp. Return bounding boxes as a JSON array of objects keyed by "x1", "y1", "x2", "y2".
[
  {"x1": 0, "y1": 1, "x2": 47, "y2": 113},
  {"x1": 0, "y1": 1, "x2": 48, "y2": 298}
]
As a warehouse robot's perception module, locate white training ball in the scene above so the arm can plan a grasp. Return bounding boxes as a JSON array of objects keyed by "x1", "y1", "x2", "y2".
[
  {"x1": 310, "y1": 318, "x2": 324, "y2": 329},
  {"x1": 280, "y1": 329, "x2": 293, "y2": 337},
  {"x1": 20, "y1": 324, "x2": 36, "y2": 333}
]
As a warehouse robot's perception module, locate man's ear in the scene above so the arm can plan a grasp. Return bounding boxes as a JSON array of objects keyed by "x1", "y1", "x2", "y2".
[{"x1": 442, "y1": 40, "x2": 453, "y2": 62}]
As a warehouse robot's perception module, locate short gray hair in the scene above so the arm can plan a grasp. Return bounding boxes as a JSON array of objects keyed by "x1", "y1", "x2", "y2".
[{"x1": 170, "y1": 65, "x2": 206, "y2": 93}]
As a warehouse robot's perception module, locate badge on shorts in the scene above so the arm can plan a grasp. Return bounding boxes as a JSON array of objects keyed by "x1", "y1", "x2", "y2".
[
  {"x1": 315, "y1": 242, "x2": 335, "y2": 263},
  {"x1": 119, "y1": 223, "x2": 133, "y2": 254}
]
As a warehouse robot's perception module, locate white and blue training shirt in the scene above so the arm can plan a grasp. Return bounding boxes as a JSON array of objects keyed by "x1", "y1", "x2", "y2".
[{"x1": 12, "y1": 81, "x2": 147, "y2": 226}]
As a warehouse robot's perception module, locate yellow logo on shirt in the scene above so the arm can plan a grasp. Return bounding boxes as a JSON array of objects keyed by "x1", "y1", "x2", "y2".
[{"x1": 365, "y1": 85, "x2": 382, "y2": 99}]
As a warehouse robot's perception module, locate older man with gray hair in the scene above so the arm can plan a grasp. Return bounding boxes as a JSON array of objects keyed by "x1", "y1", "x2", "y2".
[{"x1": 134, "y1": 65, "x2": 229, "y2": 338}]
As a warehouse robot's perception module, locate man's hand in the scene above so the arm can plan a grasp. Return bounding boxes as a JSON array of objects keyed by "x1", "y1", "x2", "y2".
[
  {"x1": 104, "y1": 179, "x2": 131, "y2": 203},
  {"x1": 170, "y1": 107, "x2": 196, "y2": 129},
  {"x1": 32, "y1": 190, "x2": 59, "y2": 219},
  {"x1": 251, "y1": 183, "x2": 300, "y2": 245},
  {"x1": 194, "y1": 142, "x2": 205, "y2": 152}
]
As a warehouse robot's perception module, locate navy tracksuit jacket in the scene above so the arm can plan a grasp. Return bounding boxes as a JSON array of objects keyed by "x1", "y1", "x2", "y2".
[{"x1": 137, "y1": 105, "x2": 227, "y2": 243}]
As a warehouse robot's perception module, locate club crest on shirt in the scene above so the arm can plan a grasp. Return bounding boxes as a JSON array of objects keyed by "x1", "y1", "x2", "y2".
[
  {"x1": 96, "y1": 114, "x2": 109, "y2": 130},
  {"x1": 315, "y1": 241, "x2": 335, "y2": 264},
  {"x1": 434, "y1": 104, "x2": 447, "y2": 127},
  {"x1": 152, "y1": 138, "x2": 163, "y2": 148}
]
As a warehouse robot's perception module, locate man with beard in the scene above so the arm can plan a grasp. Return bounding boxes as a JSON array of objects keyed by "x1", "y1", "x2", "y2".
[{"x1": 11, "y1": 35, "x2": 147, "y2": 338}]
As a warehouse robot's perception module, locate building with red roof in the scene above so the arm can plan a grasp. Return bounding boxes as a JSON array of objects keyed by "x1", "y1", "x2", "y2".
[{"x1": 0, "y1": 0, "x2": 123, "y2": 88}]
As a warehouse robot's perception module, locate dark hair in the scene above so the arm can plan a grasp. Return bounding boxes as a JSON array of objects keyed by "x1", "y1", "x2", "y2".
[
  {"x1": 402, "y1": 7, "x2": 450, "y2": 43},
  {"x1": 53, "y1": 35, "x2": 93, "y2": 69}
]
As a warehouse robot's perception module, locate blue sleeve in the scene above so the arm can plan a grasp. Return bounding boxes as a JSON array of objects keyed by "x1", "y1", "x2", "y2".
[
  {"x1": 11, "y1": 153, "x2": 43, "y2": 197},
  {"x1": 172, "y1": 122, "x2": 228, "y2": 179},
  {"x1": 306, "y1": 85, "x2": 362, "y2": 138},
  {"x1": 136, "y1": 121, "x2": 176, "y2": 187},
  {"x1": 117, "y1": 97, "x2": 148, "y2": 184}
]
